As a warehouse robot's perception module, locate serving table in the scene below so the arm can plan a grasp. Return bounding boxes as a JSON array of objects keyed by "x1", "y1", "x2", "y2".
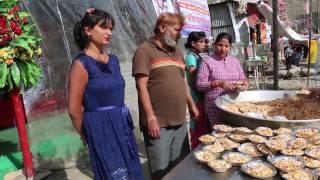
[{"x1": 163, "y1": 146, "x2": 282, "y2": 180}]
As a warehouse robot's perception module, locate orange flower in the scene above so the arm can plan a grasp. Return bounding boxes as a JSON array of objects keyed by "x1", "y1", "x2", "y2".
[{"x1": 5, "y1": 58, "x2": 14, "y2": 65}]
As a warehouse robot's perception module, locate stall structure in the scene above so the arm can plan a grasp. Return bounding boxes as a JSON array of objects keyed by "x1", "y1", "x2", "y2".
[
  {"x1": 0, "y1": 0, "x2": 158, "y2": 179},
  {"x1": 165, "y1": 90, "x2": 320, "y2": 179},
  {"x1": 166, "y1": 0, "x2": 320, "y2": 176}
]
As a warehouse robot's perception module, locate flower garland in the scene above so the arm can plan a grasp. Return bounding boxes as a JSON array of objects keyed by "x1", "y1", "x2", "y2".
[{"x1": 0, "y1": 0, "x2": 42, "y2": 91}]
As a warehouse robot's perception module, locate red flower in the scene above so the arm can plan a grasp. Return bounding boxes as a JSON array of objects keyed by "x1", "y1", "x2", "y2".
[
  {"x1": 10, "y1": 21, "x2": 17, "y2": 30},
  {"x1": 3, "y1": 35, "x2": 12, "y2": 41},
  {"x1": 0, "y1": 16, "x2": 6, "y2": 28},
  {"x1": 8, "y1": 5, "x2": 20, "y2": 15},
  {"x1": 14, "y1": 27, "x2": 22, "y2": 35},
  {"x1": 13, "y1": 5, "x2": 20, "y2": 12},
  {"x1": 8, "y1": 10, "x2": 14, "y2": 15},
  {"x1": 0, "y1": 40, "x2": 7, "y2": 46},
  {"x1": 0, "y1": 35, "x2": 11, "y2": 46},
  {"x1": 0, "y1": 28, "x2": 9, "y2": 34},
  {"x1": 0, "y1": 23, "x2": 6, "y2": 30},
  {"x1": 22, "y1": 17, "x2": 28, "y2": 25}
]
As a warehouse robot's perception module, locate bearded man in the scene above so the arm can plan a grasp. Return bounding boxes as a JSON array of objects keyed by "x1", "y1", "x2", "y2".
[{"x1": 132, "y1": 13, "x2": 198, "y2": 180}]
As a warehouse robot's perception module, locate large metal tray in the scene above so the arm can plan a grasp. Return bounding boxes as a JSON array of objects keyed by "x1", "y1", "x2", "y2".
[{"x1": 215, "y1": 90, "x2": 320, "y2": 129}]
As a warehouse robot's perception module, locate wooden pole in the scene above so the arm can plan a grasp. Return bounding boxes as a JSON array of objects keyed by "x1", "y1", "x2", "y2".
[
  {"x1": 273, "y1": 0, "x2": 279, "y2": 90},
  {"x1": 307, "y1": 0, "x2": 312, "y2": 88},
  {"x1": 10, "y1": 88, "x2": 34, "y2": 178}
]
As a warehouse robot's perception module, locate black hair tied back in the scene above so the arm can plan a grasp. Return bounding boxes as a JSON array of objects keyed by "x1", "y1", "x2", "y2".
[
  {"x1": 185, "y1": 31, "x2": 206, "y2": 49},
  {"x1": 214, "y1": 32, "x2": 232, "y2": 45},
  {"x1": 73, "y1": 8, "x2": 115, "y2": 50},
  {"x1": 73, "y1": 21, "x2": 87, "y2": 50}
]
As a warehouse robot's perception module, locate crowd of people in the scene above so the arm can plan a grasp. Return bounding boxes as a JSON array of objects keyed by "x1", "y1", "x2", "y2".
[{"x1": 68, "y1": 8, "x2": 248, "y2": 180}]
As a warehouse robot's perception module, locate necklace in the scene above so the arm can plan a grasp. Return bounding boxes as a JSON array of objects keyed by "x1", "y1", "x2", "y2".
[
  {"x1": 84, "y1": 50, "x2": 109, "y2": 64},
  {"x1": 95, "y1": 53, "x2": 108, "y2": 64}
]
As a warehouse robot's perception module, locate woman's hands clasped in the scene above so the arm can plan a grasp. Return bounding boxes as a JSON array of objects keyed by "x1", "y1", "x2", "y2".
[
  {"x1": 212, "y1": 80, "x2": 248, "y2": 92},
  {"x1": 212, "y1": 80, "x2": 236, "y2": 91}
]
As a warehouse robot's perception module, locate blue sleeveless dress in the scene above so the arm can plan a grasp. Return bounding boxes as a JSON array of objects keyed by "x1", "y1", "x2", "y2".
[{"x1": 77, "y1": 53, "x2": 144, "y2": 180}]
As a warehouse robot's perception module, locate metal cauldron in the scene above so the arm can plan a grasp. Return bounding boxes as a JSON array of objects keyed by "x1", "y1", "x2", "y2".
[{"x1": 215, "y1": 90, "x2": 320, "y2": 129}]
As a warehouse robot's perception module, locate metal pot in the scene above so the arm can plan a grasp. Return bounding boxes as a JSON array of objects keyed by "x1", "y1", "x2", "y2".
[{"x1": 215, "y1": 90, "x2": 320, "y2": 129}]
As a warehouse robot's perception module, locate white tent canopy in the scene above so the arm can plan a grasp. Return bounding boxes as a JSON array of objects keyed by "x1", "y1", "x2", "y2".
[{"x1": 257, "y1": 1, "x2": 310, "y2": 42}]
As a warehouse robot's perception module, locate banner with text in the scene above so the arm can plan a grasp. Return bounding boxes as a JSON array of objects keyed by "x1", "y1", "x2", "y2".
[{"x1": 152, "y1": 0, "x2": 211, "y2": 37}]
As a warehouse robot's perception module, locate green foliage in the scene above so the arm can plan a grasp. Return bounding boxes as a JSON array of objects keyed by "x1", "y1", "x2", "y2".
[
  {"x1": 0, "y1": 63, "x2": 9, "y2": 88},
  {"x1": 0, "y1": 0, "x2": 42, "y2": 92}
]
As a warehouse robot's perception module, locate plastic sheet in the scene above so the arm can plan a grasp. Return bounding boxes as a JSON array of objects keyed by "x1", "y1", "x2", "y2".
[{"x1": 19, "y1": 0, "x2": 157, "y2": 170}]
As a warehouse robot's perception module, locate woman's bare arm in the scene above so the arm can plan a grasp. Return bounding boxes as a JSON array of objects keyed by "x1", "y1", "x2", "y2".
[{"x1": 68, "y1": 60, "x2": 88, "y2": 135}]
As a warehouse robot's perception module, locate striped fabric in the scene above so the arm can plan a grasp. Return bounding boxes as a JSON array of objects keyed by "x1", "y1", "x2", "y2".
[{"x1": 151, "y1": 57, "x2": 185, "y2": 70}]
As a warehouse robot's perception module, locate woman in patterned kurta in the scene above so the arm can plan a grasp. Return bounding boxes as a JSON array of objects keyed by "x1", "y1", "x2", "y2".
[{"x1": 196, "y1": 33, "x2": 248, "y2": 128}]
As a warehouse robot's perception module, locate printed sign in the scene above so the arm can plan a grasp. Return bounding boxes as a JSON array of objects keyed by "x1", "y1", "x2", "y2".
[{"x1": 152, "y1": 0, "x2": 211, "y2": 37}]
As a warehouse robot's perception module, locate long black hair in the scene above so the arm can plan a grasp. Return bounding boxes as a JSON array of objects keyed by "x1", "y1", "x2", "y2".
[
  {"x1": 185, "y1": 31, "x2": 206, "y2": 49},
  {"x1": 214, "y1": 32, "x2": 232, "y2": 46},
  {"x1": 73, "y1": 8, "x2": 115, "y2": 50}
]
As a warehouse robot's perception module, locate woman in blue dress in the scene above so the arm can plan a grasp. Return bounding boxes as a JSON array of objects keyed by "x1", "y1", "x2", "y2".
[{"x1": 68, "y1": 8, "x2": 144, "y2": 180}]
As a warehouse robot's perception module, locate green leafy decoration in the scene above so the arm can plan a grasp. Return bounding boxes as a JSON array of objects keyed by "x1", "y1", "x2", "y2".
[
  {"x1": 9, "y1": 38, "x2": 33, "y2": 52},
  {"x1": 7, "y1": 73, "x2": 13, "y2": 90},
  {"x1": 16, "y1": 61, "x2": 27, "y2": 86},
  {"x1": 0, "y1": 0, "x2": 42, "y2": 92},
  {"x1": 10, "y1": 61, "x2": 21, "y2": 87},
  {"x1": 22, "y1": 24, "x2": 35, "y2": 33},
  {"x1": 18, "y1": 12, "x2": 30, "y2": 18},
  {"x1": 17, "y1": 60, "x2": 41, "y2": 88},
  {"x1": 0, "y1": 63, "x2": 9, "y2": 88},
  {"x1": 0, "y1": 8, "x2": 7, "y2": 13}
]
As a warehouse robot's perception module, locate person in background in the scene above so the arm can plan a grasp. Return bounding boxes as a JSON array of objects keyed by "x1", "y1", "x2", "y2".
[
  {"x1": 270, "y1": 34, "x2": 274, "y2": 51},
  {"x1": 184, "y1": 31, "x2": 209, "y2": 149},
  {"x1": 251, "y1": 30, "x2": 257, "y2": 44},
  {"x1": 132, "y1": 12, "x2": 198, "y2": 180},
  {"x1": 199, "y1": 37, "x2": 211, "y2": 59},
  {"x1": 196, "y1": 32, "x2": 248, "y2": 128},
  {"x1": 68, "y1": 8, "x2": 143, "y2": 180},
  {"x1": 285, "y1": 43, "x2": 303, "y2": 69},
  {"x1": 278, "y1": 35, "x2": 285, "y2": 63}
]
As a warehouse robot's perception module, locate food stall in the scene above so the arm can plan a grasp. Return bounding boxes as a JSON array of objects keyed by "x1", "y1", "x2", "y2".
[
  {"x1": 164, "y1": 91, "x2": 320, "y2": 180},
  {"x1": 164, "y1": 0, "x2": 320, "y2": 177},
  {"x1": 164, "y1": 125, "x2": 320, "y2": 180},
  {"x1": 164, "y1": 129, "x2": 320, "y2": 180}
]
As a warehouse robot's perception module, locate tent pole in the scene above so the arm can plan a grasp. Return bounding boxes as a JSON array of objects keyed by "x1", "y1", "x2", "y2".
[
  {"x1": 272, "y1": 0, "x2": 279, "y2": 90},
  {"x1": 307, "y1": 0, "x2": 312, "y2": 88}
]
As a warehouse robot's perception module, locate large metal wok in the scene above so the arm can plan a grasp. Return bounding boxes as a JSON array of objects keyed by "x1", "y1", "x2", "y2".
[{"x1": 215, "y1": 90, "x2": 320, "y2": 129}]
